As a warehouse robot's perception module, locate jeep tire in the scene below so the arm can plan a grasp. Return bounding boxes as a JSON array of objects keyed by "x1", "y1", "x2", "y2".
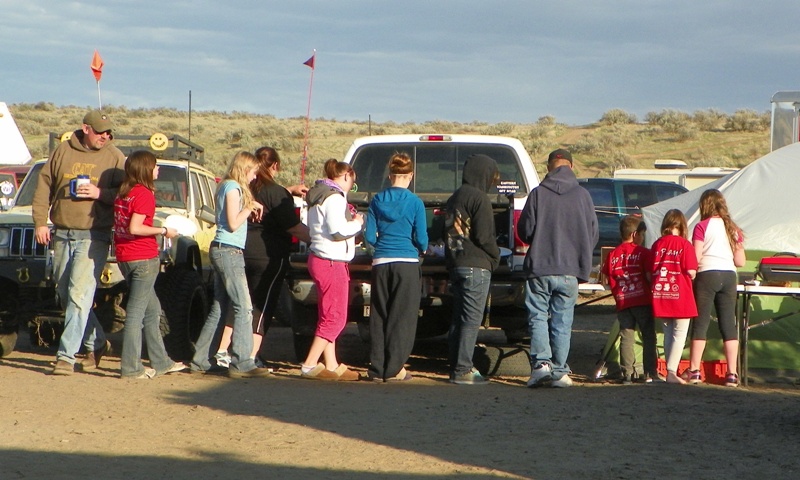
[
  {"x1": 0, "y1": 331, "x2": 17, "y2": 357},
  {"x1": 156, "y1": 266, "x2": 207, "y2": 361}
]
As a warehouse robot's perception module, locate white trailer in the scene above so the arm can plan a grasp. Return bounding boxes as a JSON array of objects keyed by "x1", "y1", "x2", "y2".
[
  {"x1": 613, "y1": 160, "x2": 737, "y2": 190},
  {"x1": 771, "y1": 91, "x2": 800, "y2": 151}
]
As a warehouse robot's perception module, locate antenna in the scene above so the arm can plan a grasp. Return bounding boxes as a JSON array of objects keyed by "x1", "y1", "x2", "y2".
[{"x1": 188, "y1": 90, "x2": 192, "y2": 142}]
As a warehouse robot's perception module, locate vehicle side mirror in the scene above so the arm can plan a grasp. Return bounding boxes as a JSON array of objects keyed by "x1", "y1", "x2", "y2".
[{"x1": 198, "y1": 204, "x2": 215, "y2": 225}]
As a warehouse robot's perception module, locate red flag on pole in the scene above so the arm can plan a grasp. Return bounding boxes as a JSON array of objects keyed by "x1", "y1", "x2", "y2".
[
  {"x1": 91, "y1": 50, "x2": 104, "y2": 82},
  {"x1": 303, "y1": 54, "x2": 315, "y2": 69}
]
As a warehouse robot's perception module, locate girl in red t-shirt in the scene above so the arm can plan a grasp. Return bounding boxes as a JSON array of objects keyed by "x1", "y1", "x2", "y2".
[
  {"x1": 114, "y1": 151, "x2": 183, "y2": 379},
  {"x1": 649, "y1": 209, "x2": 698, "y2": 384}
]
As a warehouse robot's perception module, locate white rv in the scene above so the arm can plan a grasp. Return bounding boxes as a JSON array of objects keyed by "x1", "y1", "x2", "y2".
[{"x1": 613, "y1": 159, "x2": 738, "y2": 191}]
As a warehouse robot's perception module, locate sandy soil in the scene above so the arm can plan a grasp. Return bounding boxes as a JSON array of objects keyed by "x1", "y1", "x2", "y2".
[{"x1": 1, "y1": 295, "x2": 798, "y2": 480}]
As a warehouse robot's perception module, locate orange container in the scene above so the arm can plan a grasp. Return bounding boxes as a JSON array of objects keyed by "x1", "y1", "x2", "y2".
[{"x1": 656, "y1": 359, "x2": 727, "y2": 385}]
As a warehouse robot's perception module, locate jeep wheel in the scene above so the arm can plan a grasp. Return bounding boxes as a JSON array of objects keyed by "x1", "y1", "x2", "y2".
[
  {"x1": 0, "y1": 287, "x2": 19, "y2": 356},
  {"x1": 156, "y1": 267, "x2": 207, "y2": 361},
  {"x1": 0, "y1": 331, "x2": 17, "y2": 357},
  {"x1": 472, "y1": 344, "x2": 531, "y2": 377},
  {"x1": 94, "y1": 283, "x2": 127, "y2": 334}
]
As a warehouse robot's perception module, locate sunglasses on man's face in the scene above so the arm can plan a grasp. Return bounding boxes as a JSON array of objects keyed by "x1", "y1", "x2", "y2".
[{"x1": 90, "y1": 127, "x2": 112, "y2": 136}]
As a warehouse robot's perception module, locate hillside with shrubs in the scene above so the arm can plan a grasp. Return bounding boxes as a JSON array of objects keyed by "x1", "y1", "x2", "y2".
[{"x1": 9, "y1": 103, "x2": 770, "y2": 185}]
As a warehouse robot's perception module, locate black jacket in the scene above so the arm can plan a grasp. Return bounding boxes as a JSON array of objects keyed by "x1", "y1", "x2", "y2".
[{"x1": 444, "y1": 154, "x2": 501, "y2": 272}]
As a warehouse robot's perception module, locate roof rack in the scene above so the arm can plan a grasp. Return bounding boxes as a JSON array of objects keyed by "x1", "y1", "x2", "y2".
[{"x1": 48, "y1": 132, "x2": 205, "y2": 165}]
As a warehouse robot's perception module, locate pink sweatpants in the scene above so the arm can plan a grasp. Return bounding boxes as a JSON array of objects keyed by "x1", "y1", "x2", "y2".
[{"x1": 308, "y1": 253, "x2": 350, "y2": 342}]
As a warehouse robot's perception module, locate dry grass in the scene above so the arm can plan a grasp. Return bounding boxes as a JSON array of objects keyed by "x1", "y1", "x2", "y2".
[{"x1": 10, "y1": 103, "x2": 770, "y2": 181}]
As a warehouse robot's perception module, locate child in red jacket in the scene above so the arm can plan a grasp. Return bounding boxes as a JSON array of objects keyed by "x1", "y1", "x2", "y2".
[
  {"x1": 649, "y1": 209, "x2": 698, "y2": 385},
  {"x1": 602, "y1": 216, "x2": 658, "y2": 384}
]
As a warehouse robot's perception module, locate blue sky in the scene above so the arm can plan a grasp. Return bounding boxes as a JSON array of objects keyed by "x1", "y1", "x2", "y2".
[{"x1": 2, "y1": 1, "x2": 799, "y2": 125}]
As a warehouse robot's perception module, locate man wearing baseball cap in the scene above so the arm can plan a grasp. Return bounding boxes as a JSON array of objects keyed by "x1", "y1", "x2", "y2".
[
  {"x1": 33, "y1": 109, "x2": 126, "y2": 375},
  {"x1": 517, "y1": 148, "x2": 598, "y2": 388}
]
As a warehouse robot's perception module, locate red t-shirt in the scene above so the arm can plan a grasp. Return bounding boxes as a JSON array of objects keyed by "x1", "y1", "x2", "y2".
[
  {"x1": 649, "y1": 234, "x2": 698, "y2": 319},
  {"x1": 602, "y1": 242, "x2": 652, "y2": 311},
  {"x1": 114, "y1": 184, "x2": 158, "y2": 262}
]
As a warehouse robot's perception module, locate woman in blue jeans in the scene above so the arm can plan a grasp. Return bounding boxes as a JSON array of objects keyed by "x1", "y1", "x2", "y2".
[
  {"x1": 190, "y1": 151, "x2": 269, "y2": 378},
  {"x1": 114, "y1": 151, "x2": 186, "y2": 379}
]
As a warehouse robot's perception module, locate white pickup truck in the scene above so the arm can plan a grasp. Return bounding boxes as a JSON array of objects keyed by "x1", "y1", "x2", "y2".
[{"x1": 286, "y1": 134, "x2": 540, "y2": 361}]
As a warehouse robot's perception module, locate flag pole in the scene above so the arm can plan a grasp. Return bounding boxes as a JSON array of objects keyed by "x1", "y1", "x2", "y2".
[
  {"x1": 97, "y1": 81, "x2": 102, "y2": 110},
  {"x1": 301, "y1": 49, "x2": 316, "y2": 185}
]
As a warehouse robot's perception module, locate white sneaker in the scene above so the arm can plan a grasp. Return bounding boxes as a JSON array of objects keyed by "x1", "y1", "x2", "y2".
[
  {"x1": 551, "y1": 374, "x2": 574, "y2": 388},
  {"x1": 134, "y1": 368, "x2": 156, "y2": 380},
  {"x1": 165, "y1": 362, "x2": 188, "y2": 374},
  {"x1": 527, "y1": 363, "x2": 553, "y2": 387},
  {"x1": 214, "y1": 351, "x2": 231, "y2": 368}
]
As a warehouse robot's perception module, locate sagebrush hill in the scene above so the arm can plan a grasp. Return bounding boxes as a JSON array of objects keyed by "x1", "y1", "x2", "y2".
[{"x1": 10, "y1": 103, "x2": 770, "y2": 186}]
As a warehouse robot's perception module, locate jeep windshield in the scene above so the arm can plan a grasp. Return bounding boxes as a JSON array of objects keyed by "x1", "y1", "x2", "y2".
[
  {"x1": 15, "y1": 163, "x2": 189, "y2": 209},
  {"x1": 349, "y1": 143, "x2": 528, "y2": 196}
]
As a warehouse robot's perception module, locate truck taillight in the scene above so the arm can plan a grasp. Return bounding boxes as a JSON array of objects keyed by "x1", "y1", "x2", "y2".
[
  {"x1": 419, "y1": 135, "x2": 452, "y2": 142},
  {"x1": 512, "y1": 209, "x2": 529, "y2": 254}
]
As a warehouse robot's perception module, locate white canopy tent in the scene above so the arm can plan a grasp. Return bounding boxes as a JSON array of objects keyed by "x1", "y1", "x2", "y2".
[
  {"x1": 0, "y1": 102, "x2": 32, "y2": 165},
  {"x1": 641, "y1": 142, "x2": 800, "y2": 255}
]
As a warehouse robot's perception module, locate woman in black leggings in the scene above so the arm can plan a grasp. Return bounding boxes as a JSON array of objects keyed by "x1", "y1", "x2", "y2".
[{"x1": 687, "y1": 189, "x2": 745, "y2": 387}]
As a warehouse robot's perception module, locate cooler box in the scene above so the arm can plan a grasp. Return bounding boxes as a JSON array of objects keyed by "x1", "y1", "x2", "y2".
[{"x1": 758, "y1": 256, "x2": 800, "y2": 283}]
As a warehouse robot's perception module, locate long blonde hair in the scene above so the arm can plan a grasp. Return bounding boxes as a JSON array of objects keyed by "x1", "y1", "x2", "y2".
[
  {"x1": 698, "y1": 189, "x2": 742, "y2": 251},
  {"x1": 223, "y1": 151, "x2": 256, "y2": 209}
]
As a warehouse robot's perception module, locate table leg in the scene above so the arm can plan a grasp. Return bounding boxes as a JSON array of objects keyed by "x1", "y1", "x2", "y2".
[{"x1": 741, "y1": 292, "x2": 751, "y2": 387}]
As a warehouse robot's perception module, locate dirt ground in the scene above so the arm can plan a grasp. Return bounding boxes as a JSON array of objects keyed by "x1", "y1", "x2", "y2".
[{"x1": 1, "y1": 294, "x2": 799, "y2": 480}]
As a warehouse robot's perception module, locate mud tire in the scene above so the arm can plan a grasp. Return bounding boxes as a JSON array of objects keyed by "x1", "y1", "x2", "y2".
[
  {"x1": 0, "y1": 331, "x2": 17, "y2": 357},
  {"x1": 156, "y1": 267, "x2": 207, "y2": 361}
]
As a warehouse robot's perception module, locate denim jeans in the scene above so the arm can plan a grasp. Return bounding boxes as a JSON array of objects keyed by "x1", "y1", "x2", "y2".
[
  {"x1": 525, "y1": 275, "x2": 579, "y2": 379},
  {"x1": 53, "y1": 229, "x2": 109, "y2": 364},
  {"x1": 191, "y1": 245, "x2": 256, "y2": 372},
  {"x1": 119, "y1": 258, "x2": 173, "y2": 377},
  {"x1": 448, "y1": 267, "x2": 491, "y2": 376}
]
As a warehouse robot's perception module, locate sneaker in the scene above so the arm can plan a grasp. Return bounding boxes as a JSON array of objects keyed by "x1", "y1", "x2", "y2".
[
  {"x1": 386, "y1": 367, "x2": 413, "y2": 382},
  {"x1": 254, "y1": 356, "x2": 268, "y2": 369},
  {"x1": 725, "y1": 372, "x2": 739, "y2": 388},
  {"x1": 81, "y1": 340, "x2": 110, "y2": 371},
  {"x1": 451, "y1": 368, "x2": 489, "y2": 385},
  {"x1": 621, "y1": 374, "x2": 633, "y2": 385},
  {"x1": 551, "y1": 374, "x2": 574, "y2": 388},
  {"x1": 527, "y1": 363, "x2": 552, "y2": 388},
  {"x1": 227, "y1": 367, "x2": 271, "y2": 379},
  {"x1": 214, "y1": 351, "x2": 231, "y2": 369},
  {"x1": 132, "y1": 368, "x2": 156, "y2": 380},
  {"x1": 51, "y1": 360, "x2": 74, "y2": 376},
  {"x1": 642, "y1": 372, "x2": 663, "y2": 383},
  {"x1": 190, "y1": 365, "x2": 227, "y2": 375},
  {"x1": 683, "y1": 369, "x2": 703, "y2": 385},
  {"x1": 163, "y1": 362, "x2": 188, "y2": 375}
]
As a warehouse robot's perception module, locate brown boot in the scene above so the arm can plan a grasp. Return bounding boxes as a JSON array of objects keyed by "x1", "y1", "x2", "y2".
[
  {"x1": 81, "y1": 340, "x2": 110, "y2": 371},
  {"x1": 51, "y1": 360, "x2": 74, "y2": 376}
]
